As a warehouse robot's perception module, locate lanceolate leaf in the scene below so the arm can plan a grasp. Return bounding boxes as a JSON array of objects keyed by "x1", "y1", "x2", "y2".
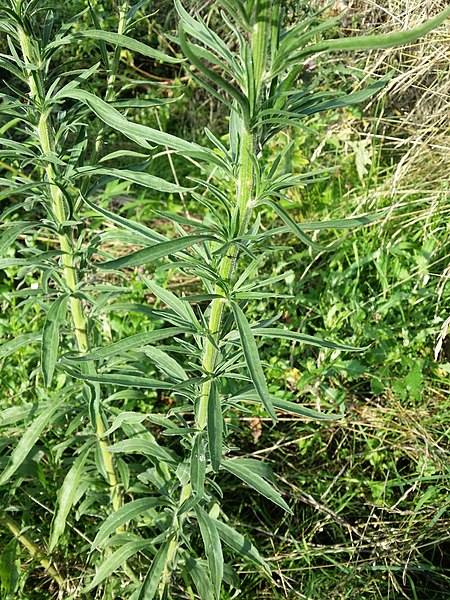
[
  {"x1": 0, "y1": 392, "x2": 68, "y2": 486},
  {"x1": 145, "y1": 279, "x2": 200, "y2": 329},
  {"x1": 81, "y1": 195, "x2": 168, "y2": 244},
  {"x1": 195, "y1": 507, "x2": 223, "y2": 599},
  {"x1": 231, "y1": 390, "x2": 342, "y2": 420},
  {"x1": 58, "y1": 89, "x2": 223, "y2": 166},
  {"x1": 251, "y1": 327, "x2": 365, "y2": 351},
  {"x1": 211, "y1": 517, "x2": 271, "y2": 575},
  {"x1": 99, "y1": 234, "x2": 217, "y2": 269},
  {"x1": 207, "y1": 381, "x2": 223, "y2": 472},
  {"x1": 49, "y1": 445, "x2": 91, "y2": 552},
  {"x1": 66, "y1": 328, "x2": 186, "y2": 362},
  {"x1": 0, "y1": 332, "x2": 41, "y2": 360},
  {"x1": 68, "y1": 371, "x2": 174, "y2": 389},
  {"x1": 74, "y1": 166, "x2": 191, "y2": 194},
  {"x1": 84, "y1": 540, "x2": 153, "y2": 593},
  {"x1": 267, "y1": 200, "x2": 325, "y2": 250},
  {"x1": 231, "y1": 303, "x2": 277, "y2": 421},
  {"x1": 41, "y1": 294, "x2": 69, "y2": 387},
  {"x1": 92, "y1": 498, "x2": 166, "y2": 549},
  {"x1": 304, "y1": 6, "x2": 450, "y2": 56},
  {"x1": 48, "y1": 30, "x2": 181, "y2": 64},
  {"x1": 222, "y1": 459, "x2": 292, "y2": 513},
  {"x1": 107, "y1": 439, "x2": 180, "y2": 466},
  {"x1": 138, "y1": 540, "x2": 173, "y2": 600}
]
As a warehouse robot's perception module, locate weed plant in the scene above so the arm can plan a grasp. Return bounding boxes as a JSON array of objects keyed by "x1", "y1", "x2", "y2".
[{"x1": 0, "y1": 1, "x2": 449, "y2": 598}]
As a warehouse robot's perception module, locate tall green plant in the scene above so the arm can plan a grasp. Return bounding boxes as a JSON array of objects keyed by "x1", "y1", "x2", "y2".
[{"x1": 0, "y1": 0, "x2": 449, "y2": 597}]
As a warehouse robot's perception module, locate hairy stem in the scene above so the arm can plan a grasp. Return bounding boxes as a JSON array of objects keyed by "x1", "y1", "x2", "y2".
[
  {"x1": 17, "y1": 28, "x2": 121, "y2": 512},
  {"x1": 4, "y1": 515, "x2": 63, "y2": 586},
  {"x1": 197, "y1": 128, "x2": 254, "y2": 429},
  {"x1": 196, "y1": 4, "x2": 272, "y2": 430}
]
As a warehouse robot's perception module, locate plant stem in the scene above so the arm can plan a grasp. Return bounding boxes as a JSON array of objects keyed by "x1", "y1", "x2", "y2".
[
  {"x1": 17, "y1": 28, "x2": 121, "y2": 513},
  {"x1": 196, "y1": 3, "x2": 272, "y2": 430},
  {"x1": 197, "y1": 128, "x2": 254, "y2": 429},
  {"x1": 4, "y1": 515, "x2": 63, "y2": 586}
]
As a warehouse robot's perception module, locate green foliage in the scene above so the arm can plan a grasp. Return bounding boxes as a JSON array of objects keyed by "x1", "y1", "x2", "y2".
[{"x1": 0, "y1": 0, "x2": 449, "y2": 598}]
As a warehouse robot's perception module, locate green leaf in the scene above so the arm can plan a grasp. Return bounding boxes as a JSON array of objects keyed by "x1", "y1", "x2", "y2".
[
  {"x1": 298, "y1": 212, "x2": 384, "y2": 231},
  {"x1": 267, "y1": 200, "x2": 325, "y2": 250},
  {"x1": 191, "y1": 433, "x2": 206, "y2": 501},
  {"x1": 74, "y1": 166, "x2": 191, "y2": 194},
  {"x1": 138, "y1": 540, "x2": 172, "y2": 600},
  {"x1": 84, "y1": 540, "x2": 152, "y2": 592},
  {"x1": 68, "y1": 371, "x2": 174, "y2": 390},
  {"x1": 143, "y1": 347, "x2": 188, "y2": 382},
  {"x1": 195, "y1": 507, "x2": 223, "y2": 599},
  {"x1": 306, "y1": 6, "x2": 450, "y2": 55},
  {"x1": 231, "y1": 390, "x2": 342, "y2": 420},
  {"x1": 0, "y1": 392, "x2": 67, "y2": 486},
  {"x1": 0, "y1": 332, "x2": 41, "y2": 360},
  {"x1": 81, "y1": 195, "x2": 168, "y2": 244},
  {"x1": 66, "y1": 328, "x2": 186, "y2": 362},
  {"x1": 49, "y1": 445, "x2": 91, "y2": 552},
  {"x1": 107, "y1": 439, "x2": 180, "y2": 466},
  {"x1": 301, "y1": 74, "x2": 392, "y2": 115},
  {"x1": 145, "y1": 279, "x2": 200, "y2": 329},
  {"x1": 251, "y1": 327, "x2": 364, "y2": 351},
  {"x1": 211, "y1": 517, "x2": 270, "y2": 575},
  {"x1": 49, "y1": 30, "x2": 180, "y2": 64},
  {"x1": 41, "y1": 295, "x2": 68, "y2": 387},
  {"x1": 59, "y1": 89, "x2": 221, "y2": 165},
  {"x1": 208, "y1": 381, "x2": 222, "y2": 472},
  {"x1": 99, "y1": 234, "x2": 216, "y2": 269},
  {"x1": 0, "y1": 538, "x2": 19, "y2": 596},
  {"x1": 0, "y1": 222, "x2": 36, "y2": 253},
  {"x1": 222, "y1": 459, "x2": 292, "y2": 513},
  {"x1": 185, "y1": 555, "x2": 215, "y2": 600},
  {"x1": 230, "y1": 303, "x2": 276, "y2": 421},
  {"x1": 92, "y1": 498, "x2": 165, "y2": 549}
]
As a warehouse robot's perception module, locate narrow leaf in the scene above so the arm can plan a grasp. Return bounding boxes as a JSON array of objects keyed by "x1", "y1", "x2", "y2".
[
  {"x1": 41, "y1": 295, "x2": 68, "y2": 387},
  {"x1": 84, "y1": 540, "x2": 152, "y2": 592},
  {"x1": 195, "y1": 507, "x2": 223, "y2": 599},
  {"x1": 138, "y1": 540, "x2": 172, "y2": 600},
  {"x1": 92, "y1": 498, "x2": 165, "y2": 549},
  {"x1": 231, "y1": 303, "x2": 276, "y2": 421},
  {"x1": 99, "y1": 235, "x2": 216, "y2": 269},
  {"x1": 49, "y1": 30, "x2": 180, "y2": 64},
  {"x1": 66, "y1": 328, "x2": 185, "y2": 362},
  {"x1": 75, "y1": 166, "x2": 191, "y2": 194},
  {"x1": 208, "y1": 381, "x2": 222, "y2": 472},
  {"x1": 0, "y1": 394, "x2": 67, "y2": 486},
  {"x1": 306, "y1": 6, "x2": 450, "y2": 55},
  {"x1": 107, "y1": 439, "x2": 180, "y2": 466},
  {"x1": 0, "y1": 332, "x2": 41, "y2": 359},
  {"x1": 211, "y1": 518, "x2": 270, "y2": 575},
  {"x1": 49, "y1": 445, "x2": 90, "y2": 552},
  {"x1": 252, "y1": 328, "x2": 364, "y2": 351},
  {"x1": 222, "y1": 460, "x2": 292, "y2": 513}
]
